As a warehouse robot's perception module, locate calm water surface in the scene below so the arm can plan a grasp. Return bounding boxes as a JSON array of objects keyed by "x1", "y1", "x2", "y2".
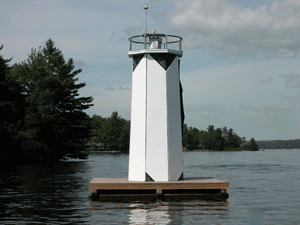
[{"x1": 1, "y1": 150, "x2": 300, "y2": 224}]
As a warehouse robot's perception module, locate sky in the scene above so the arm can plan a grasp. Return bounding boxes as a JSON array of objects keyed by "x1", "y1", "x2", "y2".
[{"x1": 1, "y1": 0, "x2": 300, "y2": 141}]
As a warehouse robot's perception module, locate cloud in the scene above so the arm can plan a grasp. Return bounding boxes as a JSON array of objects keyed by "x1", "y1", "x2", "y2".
[
  {"x1": 241, "y1": 103, "x2": 298, "y2": 117},
  {"x1": 85, "y1": 85, "x2": 131, "y2": 118},
  {"x1": 290, "y1": 96, "x2": 300, "y2": 104},
  {"x1": 119, "y1": 86, "x2": 131, "y2": 91},
  {"x1": 0, "y1": 0, "x2": 139, "y2": 64},
  {"x1": 106, "y1": 87, "x2": 115, "y2": 91},
  {"x1": 258, "y1": 76, "x2": 273, "y2": 84},
  {"x1": 73, "y1": 59, "x2": 87, "y2": 68},
  {"x1": 279, "y1": 73, "x2": 300, "y2": 89},
  {"x1": 111, "y1": 26, "x2": 144, "y2": 42},
  {"x1": 186, "y1": 104, "x2": 227, "y2": 113},
  {"x1": 167, "y1": 0, "x2": 300, "y2": 57},
  {"x1": 105, "y1": 86, "x2": 131, "y2": 91}
]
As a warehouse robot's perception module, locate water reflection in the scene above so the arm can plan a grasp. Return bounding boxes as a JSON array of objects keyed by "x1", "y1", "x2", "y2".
[
  {"x1": 0, "y1": 162, "x2": 91, "y2": 224},
  {"x1": 90, "y1": 200, "x2": 228, "y2": 225},
  {"x1": 128, "y1": 200, "x2": 229, "y2": 224},
  {"x1": 128, "y1": 202, "x2": 174, "y2": 225}
]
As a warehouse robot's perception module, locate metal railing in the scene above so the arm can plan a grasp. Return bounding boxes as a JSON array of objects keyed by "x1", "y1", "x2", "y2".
[{"x1": 129, "y1": 34, "x2": 183, "y2": 52}]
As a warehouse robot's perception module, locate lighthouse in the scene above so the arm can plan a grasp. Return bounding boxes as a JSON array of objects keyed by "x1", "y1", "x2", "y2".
[
  {"x1": 89, "y1": 8, "x2": 229, "y2": 200},
  {"x1": 128, "y1": 29, "x2": 184, "y2": 182}
]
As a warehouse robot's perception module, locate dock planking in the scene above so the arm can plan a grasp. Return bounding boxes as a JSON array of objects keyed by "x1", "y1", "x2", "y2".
[{"x1": 89, "y1": 177, "x2": 229, "y2": 201}]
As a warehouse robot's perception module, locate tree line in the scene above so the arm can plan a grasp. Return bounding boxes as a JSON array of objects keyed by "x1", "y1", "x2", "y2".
[
  {"x1": 256, "y1": 139, "x2": 300, "y2": 149},
  {"x1": 0, "y1": 40, "x2": 93, "y2": 163},
  {"x1": 182, "y1": 124, "x2": 258, "y2": 151},
  {"x1": 88, "y1": 116, "x2": 258, "y2": 152},
  {"x1": 89, "y1": 112, "x2": 130, "y2": 153}
]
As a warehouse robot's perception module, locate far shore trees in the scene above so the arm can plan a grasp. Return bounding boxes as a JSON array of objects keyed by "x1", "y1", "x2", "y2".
[
  {"x1": 182, "y1": 124, "x2": 254, "y2": 151},
  {"x1": 89, "y1": 115, "x2": 258, "y2": 152},
  {"x1": 90, "y1": 112, "x2": 130, "y2": 153},
  {"x1": 243, "y1": 138, "x2": 259, "y2": 151}
]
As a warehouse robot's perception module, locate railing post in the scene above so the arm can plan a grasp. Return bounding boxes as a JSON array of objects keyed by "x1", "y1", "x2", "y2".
[
  {"x1": 165, "y1": 35, "x2": 168, "y2": 49},
  {"x1": 179, "y1": 39, "x2": 182, "y2": 52}
]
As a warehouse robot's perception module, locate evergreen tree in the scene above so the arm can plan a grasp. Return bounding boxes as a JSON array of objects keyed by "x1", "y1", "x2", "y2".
[
  {"x1": 182, "y1": 123, "x2": 189, "y2": 147},
  {"x1": 105, "y1": 111, "x2": 123, "y2": 150},
  {"x1": 89, "y1": 112, "x2": 130, "y2": 152},
  {"x1": 0, "y1": 45, "x2": 26, "y2": 161},
  {"x1": 244, "y1": 138, "x2": 259, "y2": 151},
  {"x1": 119, "y1": 119, "x2": 130, "y2": 153},
  {"x1": 224, "y1": 127, "x2": 243, "y2": 149},
  {"x1": 9, "y1": 39, "x2": 93, "y2": 162},
  {"x1": 182, "y1": 124, "x2": 202, "y2": 150},
  {"x1": 214, "y1": 128, "x2": 225, "y2": 151},
  {"x1": 203, "y1": 125, "x2": 215, "y2": 150},
  {"x1": 90, "y1": 115, "x2": 107, "y2": 144},
  {"x1": 105, "y1": 112, "x2": 130, "y2": 152}
]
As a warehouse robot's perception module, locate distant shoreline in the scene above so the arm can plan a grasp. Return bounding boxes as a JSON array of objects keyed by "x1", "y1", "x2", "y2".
[
  {"x1": 87, "y1": 148, "x2": 299, "y2": 155},
  {"x1": 88, "y1": 149, "x2": 257, "y2": 154},
  {"x1": 88, "y1": 151, "x2": 122, "y2": 154}
]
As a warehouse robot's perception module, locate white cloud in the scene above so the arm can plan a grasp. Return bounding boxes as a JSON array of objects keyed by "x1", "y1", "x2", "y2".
[
  {"x1": 242, "y1": 103, "x2": 298, "y2": 117},
  {"x1": 0, "y1": 0, "x2": 138, "y2": 64},
  {"x1": 167, "y1": 0, "x2": 300, "y2": 56},
  {"x1": 279, "y1": 73, "x2": 300, "y2": 89},
  {"x1": 82, "y1": 84, "x2": 131, "y2": 119}
]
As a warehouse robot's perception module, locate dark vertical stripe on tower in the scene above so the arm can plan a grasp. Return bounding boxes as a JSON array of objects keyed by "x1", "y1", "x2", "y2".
[
  {"x1": 179, "y1": 59, "x2": 185, "y2": 137},
  {"x1": 133, "y1": 54, "x2": 145, "y2": 71}
]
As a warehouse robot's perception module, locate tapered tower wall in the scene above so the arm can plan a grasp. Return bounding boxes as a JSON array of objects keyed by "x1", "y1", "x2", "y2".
[
  {"x1": 128, "y1": 55, "x2": 147, "y2": 181},
  {"x1": 128, "y1": 34, "x2": 183, "y2": 182}
]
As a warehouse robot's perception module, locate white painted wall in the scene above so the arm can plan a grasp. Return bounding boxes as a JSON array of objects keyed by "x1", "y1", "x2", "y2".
[
  {"x1": 166, "y1": 57, "x2": 183, "y2": 180},
  {"x1": 145, "y1": 54, "x2": 169, "y2": 181},
  {"x1": 128, "y1": 56, "x2": 147, "y2": 181},
  {"x1": 128, "y1": 52, "x2": 183, "y2": 182}
]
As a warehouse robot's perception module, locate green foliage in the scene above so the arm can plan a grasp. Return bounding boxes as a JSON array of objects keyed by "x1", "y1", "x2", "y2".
[
  {"x1": 243, "y1": 138, "x2": 259, "y2": 151},
  {"x1": 182, "y1": 124, "x2": 201, "y2": 149},
  {"x1": 183, "y1": 124, "x2": 245, "y2": 151},
  {"x1": 0, "y1": 46, "x2": 26, "y2": 161},
  {"x1": 6, "y1": 39, "x2": 93, "y2": 163},
  {"x1": 90, "y1": 112, "x2": 130, "y2": 153}
]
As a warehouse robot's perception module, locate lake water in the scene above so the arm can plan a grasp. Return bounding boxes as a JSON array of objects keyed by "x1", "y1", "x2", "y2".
[{"x1": 1, "y1": 150, "x2": 300, "y2": 224}]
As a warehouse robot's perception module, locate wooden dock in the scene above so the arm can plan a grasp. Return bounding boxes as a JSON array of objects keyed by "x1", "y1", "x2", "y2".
[{"x1": 89, "y1": 177, "x2": 229, "y2": 201}]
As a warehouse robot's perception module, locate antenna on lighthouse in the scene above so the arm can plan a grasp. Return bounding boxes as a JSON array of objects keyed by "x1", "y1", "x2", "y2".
[{"x1": 144, "y1": 5, "x2": 148, "y2": 35}]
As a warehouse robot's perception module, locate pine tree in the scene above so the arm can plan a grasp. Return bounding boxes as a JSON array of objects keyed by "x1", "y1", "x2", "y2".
[
  {"x1": 10, "y1": 39, "x2": 93, "y2": 162},
  {"x1": 244, "y1": 138, "x2": 259, "y2": 151},
  {"x1": 0, "y1": 45, "x2": 26, "y2": 161},
  {"x1": 89, "y1": 112, "x2": 130, "y2": 152}
]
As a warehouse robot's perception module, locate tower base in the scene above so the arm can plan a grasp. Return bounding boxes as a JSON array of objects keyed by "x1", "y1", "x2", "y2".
[{"x1": 89, "y1": 177, "x2": 229, "y2": 202}]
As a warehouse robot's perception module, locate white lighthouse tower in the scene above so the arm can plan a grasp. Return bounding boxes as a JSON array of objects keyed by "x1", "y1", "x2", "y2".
[
  {"x1": 89, "y1": 8, "x2": 229, "y2": 200},
  {"x1": 128, "y1": 28, "x2": 184, "y2": 182},
  {"x1": 89, "y1": 7, "x2": 229, "y2": 199}
]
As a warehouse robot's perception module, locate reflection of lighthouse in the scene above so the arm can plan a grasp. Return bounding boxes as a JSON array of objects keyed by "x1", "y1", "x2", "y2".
[{"x1": 128, "y1": 29, "x2": 184, "y2": 182}]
